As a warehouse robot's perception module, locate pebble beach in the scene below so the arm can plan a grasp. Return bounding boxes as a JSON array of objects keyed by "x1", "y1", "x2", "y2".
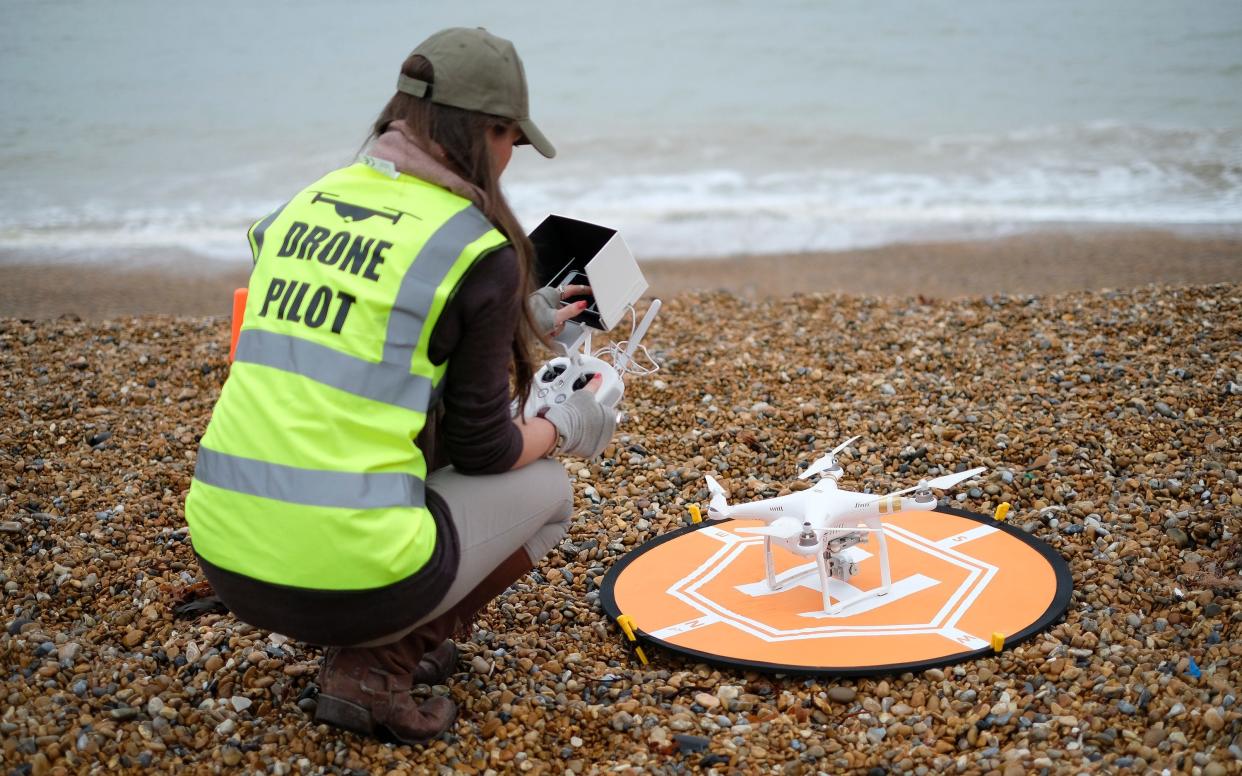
[{"x1": 1, "y1": 256, "x2": 1240, "y2": 773}]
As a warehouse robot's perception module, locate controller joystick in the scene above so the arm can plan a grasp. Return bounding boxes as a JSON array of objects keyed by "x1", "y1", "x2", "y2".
[
  {"x1": 541, "y1": 363, "x2": 566, "y2": 383},
  {"x1": 527, "y1": 355, "x2": 623, "y2": 415}
]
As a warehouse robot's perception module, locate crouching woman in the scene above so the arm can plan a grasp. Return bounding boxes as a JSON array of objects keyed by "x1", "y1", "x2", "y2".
[{"x1": 184, "y1": 27, "x2": 614, "y2": 743}]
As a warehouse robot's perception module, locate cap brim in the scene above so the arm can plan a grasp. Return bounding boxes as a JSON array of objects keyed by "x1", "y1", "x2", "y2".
[{"x1": 517, "y1": 118, "x2": 556, "y2": 159}]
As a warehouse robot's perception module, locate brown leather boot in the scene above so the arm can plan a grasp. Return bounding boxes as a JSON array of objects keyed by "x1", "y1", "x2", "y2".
[
  {"x1": 409, "y1": 639, "x2": 458, "y2": 686},
  {"x1": 314, "y1": 646, "x2": 457, "y2": 744}
]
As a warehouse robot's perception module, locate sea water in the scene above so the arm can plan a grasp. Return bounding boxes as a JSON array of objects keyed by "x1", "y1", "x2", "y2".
[{"x1": 1, "y1": 0, "x2": 1240, "y2": 264}]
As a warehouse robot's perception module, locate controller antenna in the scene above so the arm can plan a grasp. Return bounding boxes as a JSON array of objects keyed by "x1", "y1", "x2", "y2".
[{"x1": 615, "y1": 299, "x2": 661, "y2": 374}]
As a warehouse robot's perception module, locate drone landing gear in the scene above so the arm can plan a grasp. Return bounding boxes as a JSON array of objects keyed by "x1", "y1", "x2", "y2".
[
  {"x1": 759, "y1": 529, "x2": 895, "y2": 616},
  {"x1": 763, "y1": 537, "x2": 823, "y2": 591},
  {"x1": 815, "y1": 530, "x2": 894, "y2": 616}
]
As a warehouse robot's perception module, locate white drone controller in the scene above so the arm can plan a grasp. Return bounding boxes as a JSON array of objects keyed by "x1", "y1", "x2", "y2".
[{"x1": 523, "y1": 299, "x2": 661, "y2": 419}]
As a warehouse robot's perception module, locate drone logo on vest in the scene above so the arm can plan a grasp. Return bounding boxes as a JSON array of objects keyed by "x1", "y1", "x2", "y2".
[{"x1": 311, "y1": 191, "x2": 419, "y2": 225}]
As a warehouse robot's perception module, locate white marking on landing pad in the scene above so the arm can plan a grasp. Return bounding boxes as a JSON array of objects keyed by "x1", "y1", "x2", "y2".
[
  {"x1": 648, "y1": 614, "x2": 723, "y2": 640},
  {"x1": 798, "y1": 574, "x2": 942, "y2": 619},
  {"x1": 939, "y1": 627, "x2": 990, "y2": 650},
  {"x1": 701, "y1": 526, "x2": 741, "y2": 544},
  {"x1": 654, "y1": 520, "x2": 1004, "y2": 643},
  {"x1": 936, "y1": 525, "x2": 998, "y2": 548},
  {"x1": 735, "y1": 572, "x2": 861, "y2": 598}
]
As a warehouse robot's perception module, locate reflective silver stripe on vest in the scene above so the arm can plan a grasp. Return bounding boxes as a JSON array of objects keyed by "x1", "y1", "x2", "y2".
[
  {"x1": 234, "y1": 329, "x2": 432, "y2": 411},
  {"x1": 250, "y1": 201, "x2": 289, "y2": 258},
  {"x1": 194, "y1": 447, "x2": 424, "y2": 509},
  {"x1": 383, "y1": 205, "x2": 496, "y2": 366}
]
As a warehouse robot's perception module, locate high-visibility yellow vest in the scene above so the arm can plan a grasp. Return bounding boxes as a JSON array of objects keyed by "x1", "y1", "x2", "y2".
[{"x1": 185, "y1": 160, "x2": 507, "y2": 591}]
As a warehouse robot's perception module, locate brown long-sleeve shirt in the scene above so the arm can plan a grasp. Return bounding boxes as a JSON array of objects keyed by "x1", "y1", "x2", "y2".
[{"x1": 419, "y1": 244, "x2": 523, "y2": 475}]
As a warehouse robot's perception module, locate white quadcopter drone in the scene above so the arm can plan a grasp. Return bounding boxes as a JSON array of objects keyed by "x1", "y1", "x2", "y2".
[{"x1": 704, "y1": 436, "x2": 986, "y2": 615}]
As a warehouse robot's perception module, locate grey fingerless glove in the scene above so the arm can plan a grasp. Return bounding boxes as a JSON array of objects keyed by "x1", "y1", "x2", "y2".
[
  {"x1": 543, "y1": 389, "x2": 617, "y2": 458},
  {"x1": 528, "y1": 287, "x2": 561, "y2": 337}
]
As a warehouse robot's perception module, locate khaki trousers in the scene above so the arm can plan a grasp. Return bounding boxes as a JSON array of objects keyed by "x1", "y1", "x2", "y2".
[{"x1": 356, "y1": 458, "x2": 572, "y2": 646}]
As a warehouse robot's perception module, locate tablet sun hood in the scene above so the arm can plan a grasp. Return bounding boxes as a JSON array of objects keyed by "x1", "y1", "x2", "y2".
[{"x1": 529, "y1": 214, "x2": 648, "y2": 332}]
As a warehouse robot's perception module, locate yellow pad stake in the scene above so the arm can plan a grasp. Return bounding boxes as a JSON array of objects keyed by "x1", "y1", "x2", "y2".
[
  {"x1": 688, "y1": 504, "x2": 702, "y2": 524},
  {"x1": 616, "y1": 614, "x2": 649, "y2": 665},
  {"x1": 993, "y1": 502, "x2": 1011, "y2": 522},
  {"x1": 991, "y1": 632, "x2": 1005, "y2": 652}
]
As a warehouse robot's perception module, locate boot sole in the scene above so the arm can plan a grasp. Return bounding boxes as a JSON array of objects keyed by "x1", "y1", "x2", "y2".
[
  {"x1": 315, "y1": 694, "x2": 375, "y2": 737},
  {"x1": 315, "y1": 693, "x2": 452, "y2": 745}
]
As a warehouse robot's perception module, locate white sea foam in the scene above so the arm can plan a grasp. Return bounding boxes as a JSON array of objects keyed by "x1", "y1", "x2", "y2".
[{"x1": 2, "y1": 127, "x2": 1239, "y2": 263}]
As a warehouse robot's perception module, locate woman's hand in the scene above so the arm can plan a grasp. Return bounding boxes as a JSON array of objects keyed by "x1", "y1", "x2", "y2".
[
  {"x1": 528, "y1": 285, "x2": 592, "y2": 337},
  {"x1": 543, "y1": 373, "x2": 616, "y2": 458},
  {"x1": 510, "y1": 374, "x2": 611, "y2": 468}
]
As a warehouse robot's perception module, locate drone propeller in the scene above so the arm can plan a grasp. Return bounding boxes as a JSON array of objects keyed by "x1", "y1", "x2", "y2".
[
  {"x1": 799, "y1": 435, "x2": 861, "y2": 480},
  {"x1": 880, "y1": 466, "x2": 987, "y2": 500},
  {"x1": 704, "y1": 474, "x2": 729, "y2": 518}
]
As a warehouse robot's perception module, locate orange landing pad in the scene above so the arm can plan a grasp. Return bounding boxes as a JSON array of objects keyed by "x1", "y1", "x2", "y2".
[{"x1": 601, "y1": 506, "x2": 1071, "y2": 675}]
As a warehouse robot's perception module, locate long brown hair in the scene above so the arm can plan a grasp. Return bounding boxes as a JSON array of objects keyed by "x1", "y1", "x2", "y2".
[{"x1": 365, "y1": 54, "x2": 540, "y2": 406}]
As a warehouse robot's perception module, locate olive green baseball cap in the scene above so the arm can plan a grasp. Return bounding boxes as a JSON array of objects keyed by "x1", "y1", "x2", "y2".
[{"x1": 397, "y1": 27, "x2": 556, "y2": 159}]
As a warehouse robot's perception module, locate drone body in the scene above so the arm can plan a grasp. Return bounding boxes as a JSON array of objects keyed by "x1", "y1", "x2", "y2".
[{"x1": 704, "y1": 436, "x2": 985, "y2": 616}]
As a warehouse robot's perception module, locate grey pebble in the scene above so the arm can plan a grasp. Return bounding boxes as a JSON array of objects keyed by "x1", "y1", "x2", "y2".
[{"x1": 827, "y1": 686, "x2": 856, "y2": 703}]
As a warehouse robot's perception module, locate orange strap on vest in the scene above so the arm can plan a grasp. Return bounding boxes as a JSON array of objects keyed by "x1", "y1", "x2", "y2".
[{"x1": 229, "y1": 288, "x2": 247, "y2": 363}]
